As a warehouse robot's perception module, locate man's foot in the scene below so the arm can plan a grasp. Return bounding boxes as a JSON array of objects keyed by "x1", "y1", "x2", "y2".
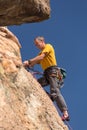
[
  {"x1": 61, "y1": 115, "x2": 70, "y2": 121},
  {"x1": 61, "y1": 110, "x2": 70, "y2": 121}
]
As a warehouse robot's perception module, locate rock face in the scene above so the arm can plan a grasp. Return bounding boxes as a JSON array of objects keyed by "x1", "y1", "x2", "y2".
[
  {"x1": 0, "y1": 0, "x2": 50, "y2": 26},
  {"x1": 0, "y1": 27, "x2": 68, "y2": 130}
]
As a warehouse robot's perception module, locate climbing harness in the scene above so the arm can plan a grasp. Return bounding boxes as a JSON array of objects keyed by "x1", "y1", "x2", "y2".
[{"x1": 25, "y1": 67, "x2": 66, "y2": 82}]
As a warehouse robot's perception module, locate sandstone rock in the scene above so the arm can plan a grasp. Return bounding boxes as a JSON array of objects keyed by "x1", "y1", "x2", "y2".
[
  {"x1": 0, "y1": 27, "x2": 68, "y2": 130},
  {"x1": 0, "y1": 0, "x2": 50, "y2": 26}
]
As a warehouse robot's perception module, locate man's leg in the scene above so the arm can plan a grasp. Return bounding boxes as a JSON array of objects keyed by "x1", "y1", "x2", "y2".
[
  {"x1": 48, "y1": 76, "x2": 69, "y2": 121},
  {"x1": 38, "y1": 76, "x2": 48, "y2": 87}
]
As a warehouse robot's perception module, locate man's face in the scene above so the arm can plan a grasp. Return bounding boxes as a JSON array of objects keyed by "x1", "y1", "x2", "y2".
[{"x1": 34, "y1": 39, "x2": 44, "y2": 50}]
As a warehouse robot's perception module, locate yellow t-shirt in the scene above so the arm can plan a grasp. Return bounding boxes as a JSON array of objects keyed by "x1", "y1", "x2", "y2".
[{"x1": 39, "y1": 44, "x2": 57, "y2": 70}]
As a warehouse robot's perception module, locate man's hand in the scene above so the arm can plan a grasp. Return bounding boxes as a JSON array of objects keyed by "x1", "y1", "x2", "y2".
[
  {"x1": 23, "y1": 60, "x2": 29, "y2": 68},
  {"x1": 23, "y1": 53, "x2": 45, "y2": 68},
  {"x1": 23, "y1": 60, "x2": 34, "y2": 68}
]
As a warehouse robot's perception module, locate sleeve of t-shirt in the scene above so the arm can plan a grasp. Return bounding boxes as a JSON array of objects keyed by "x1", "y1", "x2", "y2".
[{"x1": 41, "y1": 44, "x2": 52, "y2": 55}]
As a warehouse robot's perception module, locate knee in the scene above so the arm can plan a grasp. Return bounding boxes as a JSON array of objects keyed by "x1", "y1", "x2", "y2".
[
  {"x1": 50, "y1": 93, "x2": 57, "y2": 101},
  {"x1": 38, "y1": 77, "x2": 48, "y2": 87}
]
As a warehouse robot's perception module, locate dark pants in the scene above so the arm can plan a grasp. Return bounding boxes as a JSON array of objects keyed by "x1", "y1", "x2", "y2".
[{"x1": 38, "y1": 66, "x2": 68, "y2": 112}]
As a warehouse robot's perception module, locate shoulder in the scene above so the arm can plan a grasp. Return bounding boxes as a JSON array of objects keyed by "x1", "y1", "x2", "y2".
[
  {"x1": 46, "y1": 43, "x2": 53, "y2": 48},
  {"x1": 45, "y1": 44, "x2": 54, "y2": 50},
  {"x1": 40, "y1": 44, "x2": 52, "y2": 54}
]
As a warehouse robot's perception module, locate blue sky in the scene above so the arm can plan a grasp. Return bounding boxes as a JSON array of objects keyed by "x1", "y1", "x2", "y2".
[{"x1": 8, "y1": 0, "x2": 87, "y2": 129}]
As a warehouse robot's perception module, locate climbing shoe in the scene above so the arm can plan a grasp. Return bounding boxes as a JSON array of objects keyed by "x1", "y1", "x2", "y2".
[{"x1": 61, "y1": 115, "x2": 70, "y2": 121}]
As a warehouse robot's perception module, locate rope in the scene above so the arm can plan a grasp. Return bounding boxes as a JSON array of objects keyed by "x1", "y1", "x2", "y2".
[
  {"x1": 64, "y1": 121, "x2": 73, "y2": 130},
  {"x1": 54, "y1": 103, "x2": 73, "y2": 130},
  {"x1": 25, "y1": 67, "x2": 43, "y2": 76}
]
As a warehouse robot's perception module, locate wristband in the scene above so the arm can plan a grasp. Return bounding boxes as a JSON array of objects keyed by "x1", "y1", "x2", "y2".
[{"x1": 28, "y1": 60, "x2": 31, "y2": 64}]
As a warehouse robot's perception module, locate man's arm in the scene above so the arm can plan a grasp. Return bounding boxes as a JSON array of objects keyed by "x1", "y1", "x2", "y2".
[{"x1": 23, "y1": 53, "x2": 45, "y2": 67}]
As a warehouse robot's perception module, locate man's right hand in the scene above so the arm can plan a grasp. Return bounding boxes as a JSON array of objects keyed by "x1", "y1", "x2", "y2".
[{"x1": 23, "y1": 60, "x2": 29, "y2": 68}]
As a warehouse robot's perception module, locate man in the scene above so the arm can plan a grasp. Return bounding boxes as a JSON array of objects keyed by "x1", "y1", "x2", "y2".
[{"x1": 23, "y1": 36, "x2": 70, "y2": 121}]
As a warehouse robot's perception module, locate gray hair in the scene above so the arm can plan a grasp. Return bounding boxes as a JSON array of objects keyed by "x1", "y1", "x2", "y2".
[{"x1": 34, "y1": 36, "x2": 45, "y2": 42}]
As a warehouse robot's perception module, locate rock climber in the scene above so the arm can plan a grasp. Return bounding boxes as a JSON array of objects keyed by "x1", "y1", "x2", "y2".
[{"x1": 23, "y1": 36, "x2": 70, "y2": 121}]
